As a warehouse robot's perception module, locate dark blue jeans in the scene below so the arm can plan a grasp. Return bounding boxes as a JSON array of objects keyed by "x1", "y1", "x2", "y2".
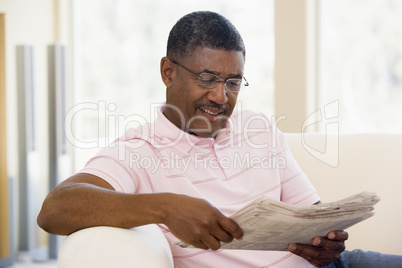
[{"x1": 322, "y1": 249, "x2": 402, "y2": 268}]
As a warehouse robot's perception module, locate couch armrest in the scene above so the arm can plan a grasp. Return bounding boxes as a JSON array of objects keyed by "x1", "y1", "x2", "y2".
[{"x1": 58, "y1": 225, "x2": 174, "y2": 268}]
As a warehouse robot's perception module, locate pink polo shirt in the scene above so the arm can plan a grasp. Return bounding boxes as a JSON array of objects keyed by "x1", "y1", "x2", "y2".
[{"x1": 80, "y1": 105, "x2": 319, "y2": 268}]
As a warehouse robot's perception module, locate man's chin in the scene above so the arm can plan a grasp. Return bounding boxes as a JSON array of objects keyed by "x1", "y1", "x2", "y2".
[
  {"x1": 188, "y1": 125, "x2": 221, "y2": 138},
  {"x1": 191, "y1": 132, "x2": 214, "y2": 138},
  {"x1": 187, "y1": 118, "x2": 227, "y2": 138}
]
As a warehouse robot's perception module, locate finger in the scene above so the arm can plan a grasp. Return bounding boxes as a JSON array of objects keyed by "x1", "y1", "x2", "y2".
[
  {"x1": 190, "y1": 239, "x2": 209, "y2": 250},
  {"x1": 312, "y1": 236, "x2": 346, "y2": 251},
  {"x1": 210, "y1": 225, "x2": 234, "y2": 244},
  {"x1": 288, "y1": 243, "x2": 338, "y2": 267},
  {"x1": 201, "y1": 234, "x2": 222, "y2": 251},
  {"x1": 289, "y1": 243, "x2": 325, "y2": 258},
  {"x1": 327, "y1": 230, "x2": 349, "y2": 241},
  {"x1": 218, "y1": 217, "x2": 244, "y2": 240}
]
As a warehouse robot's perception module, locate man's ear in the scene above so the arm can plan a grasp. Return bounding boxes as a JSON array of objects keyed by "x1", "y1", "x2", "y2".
[{"x1": 160, "y1": 57, "x2": 175, "y2": 88}]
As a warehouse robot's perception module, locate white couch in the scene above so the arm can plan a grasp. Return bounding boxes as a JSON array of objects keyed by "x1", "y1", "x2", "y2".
[{"x1": 58, "y1": 133, "x2": 402, "y2": 267}]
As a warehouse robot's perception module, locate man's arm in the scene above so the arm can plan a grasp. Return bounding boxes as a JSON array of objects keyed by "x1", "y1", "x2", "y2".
[{"x1": 37, "y1": 173, "x2": 243, "y2": 250}]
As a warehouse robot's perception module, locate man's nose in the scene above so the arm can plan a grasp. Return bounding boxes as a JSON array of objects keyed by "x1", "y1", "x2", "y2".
[{"x1": 207, "y1": 82, "x2": 228, "y2": 104}]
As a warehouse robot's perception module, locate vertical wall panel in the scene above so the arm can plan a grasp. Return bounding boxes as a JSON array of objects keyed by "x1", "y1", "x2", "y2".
[
  {"x1": 16, "y1": 45, "x2": 44, "y2": 261},
  {"x1": 16, "y1": 45, "x2": 32, "y2": 252},
  {"x1": 274, "y1": 0, "x2": 319, "y2": 132},
  {"x1": 0, "y1": 13, "x2": 11, "y2": 261},
  {"x1": 47, "y1": 43, "x2": 69, "y2": 259}
]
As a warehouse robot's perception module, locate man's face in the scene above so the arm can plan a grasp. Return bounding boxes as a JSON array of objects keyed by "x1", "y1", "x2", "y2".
[{"x1": 162, "y1": 47, "x2": 245, "y2": 138}]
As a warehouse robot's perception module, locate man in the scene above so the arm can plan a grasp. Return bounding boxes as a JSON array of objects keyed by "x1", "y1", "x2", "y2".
[{"x1": 38, "y1": 11, "x2": 400, "y2": 267}]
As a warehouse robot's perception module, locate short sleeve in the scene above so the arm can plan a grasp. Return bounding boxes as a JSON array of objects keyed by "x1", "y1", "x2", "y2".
[
  {"x1": 79, "y1": 143, "x2": 140, "y2": 193},
  {"x1": 276, "y1": 128, "x2": 320, "y2": 206}
]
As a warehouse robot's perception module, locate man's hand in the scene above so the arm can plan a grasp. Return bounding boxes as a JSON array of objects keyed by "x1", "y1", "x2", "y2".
[
  {"x1": 162, "y1": 194, "x2": 244, "y2": 250},
  {"x1": 288, "y1": 230, "x2": 348, "y2": 267}
]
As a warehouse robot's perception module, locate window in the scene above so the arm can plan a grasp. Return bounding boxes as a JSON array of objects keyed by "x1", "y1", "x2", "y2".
[{"x1": 319, "y1": 0, "x2": 402, "y2": 133}]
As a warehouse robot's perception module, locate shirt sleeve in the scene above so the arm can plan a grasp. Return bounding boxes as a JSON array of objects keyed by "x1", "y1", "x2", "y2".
[
  {"x1": 79, "y1": 143, "x2": 140, "y2": 193},
  {"x1": 275, "y1": 127, "x2": 320, "y2": 206}
]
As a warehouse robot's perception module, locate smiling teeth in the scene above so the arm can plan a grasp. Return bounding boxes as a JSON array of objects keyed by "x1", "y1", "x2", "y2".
[{"x1": 200, "y1": 107, "x2": 219, "y2": 115}]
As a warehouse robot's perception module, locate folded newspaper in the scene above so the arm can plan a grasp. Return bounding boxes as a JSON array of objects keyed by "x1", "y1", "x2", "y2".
[{"x1": 177, "y1": 191, "x2": 380, "y2": 251}]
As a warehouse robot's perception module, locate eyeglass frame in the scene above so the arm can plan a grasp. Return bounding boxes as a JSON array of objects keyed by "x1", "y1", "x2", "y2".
[{"x1": 170, "y1": 59, "x2": 249, "y2": 93}]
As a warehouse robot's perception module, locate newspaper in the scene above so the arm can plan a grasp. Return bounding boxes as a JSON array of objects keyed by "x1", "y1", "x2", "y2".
[{"x1": 177, "y1": 192, "x2": 380, "y2": 251}]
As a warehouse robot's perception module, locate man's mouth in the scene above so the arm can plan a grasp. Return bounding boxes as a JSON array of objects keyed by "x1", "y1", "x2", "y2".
[
  {"x1": 199, "y1": 106, "x2": 222, "y2": 116},
  {"x1": 196, "y1": 102, "x2": 227, "y2": 117}
]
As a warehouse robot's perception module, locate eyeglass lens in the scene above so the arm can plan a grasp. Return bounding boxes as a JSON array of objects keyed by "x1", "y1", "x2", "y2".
[{"x1": 198, "y1": 73, "x2": 242, "y2": 92}]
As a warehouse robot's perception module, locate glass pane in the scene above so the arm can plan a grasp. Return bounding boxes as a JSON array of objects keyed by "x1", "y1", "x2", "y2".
[
  {"x1": 73, "y1": 0, "x2": 274, "y2": 168},
  {"x1": 319, "y1": 0, "x2": 402, "y2": 133}
]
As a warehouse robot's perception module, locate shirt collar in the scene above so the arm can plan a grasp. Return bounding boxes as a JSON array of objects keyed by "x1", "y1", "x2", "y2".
[{"x1": 149, "y1": 104, "x2": 233, "y2": 152}]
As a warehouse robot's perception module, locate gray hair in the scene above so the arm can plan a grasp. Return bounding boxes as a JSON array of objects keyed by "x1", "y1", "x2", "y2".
[{"x1": 167, "y1": 11, "x2": 246, "y2": 60}]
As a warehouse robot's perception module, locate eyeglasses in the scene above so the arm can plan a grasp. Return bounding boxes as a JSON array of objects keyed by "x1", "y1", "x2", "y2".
[{"x1": 171, "y1": 60, "x2": 249, "y2": 93}]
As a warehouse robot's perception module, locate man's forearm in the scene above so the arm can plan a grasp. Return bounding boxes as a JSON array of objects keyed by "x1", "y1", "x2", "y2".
[
  {"x1": 37, "y1": 181, "x2": 168, "y2": 235},
  {"x1": 37, "y1": 173, "x2": 244, "y2": 250}
]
